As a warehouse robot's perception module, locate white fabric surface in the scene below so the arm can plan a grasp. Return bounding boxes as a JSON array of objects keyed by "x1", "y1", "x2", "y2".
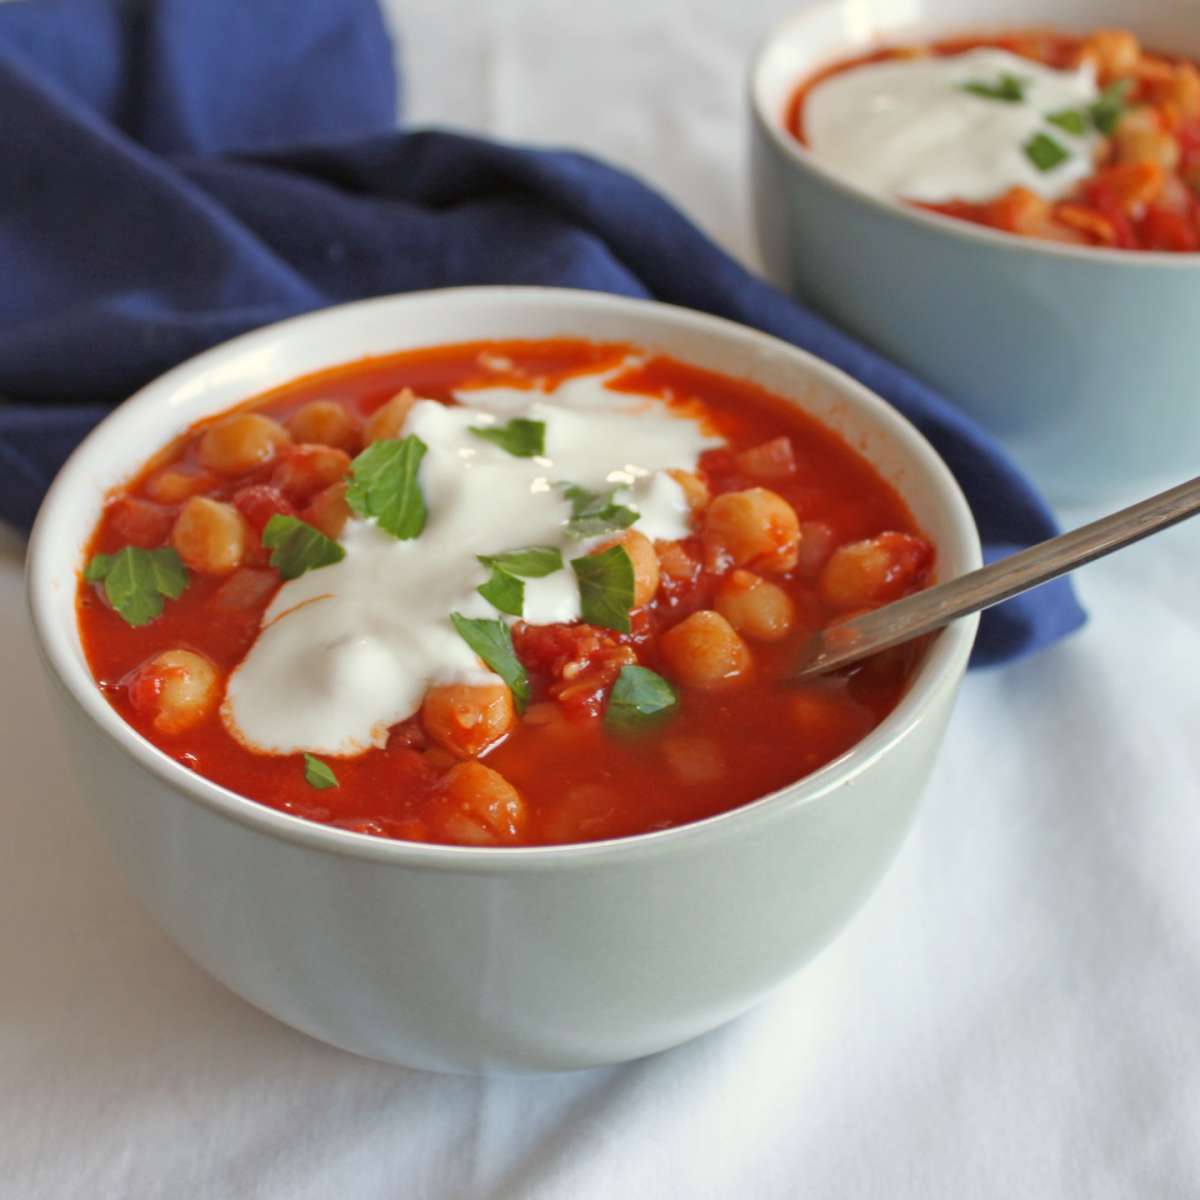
[{"x1": 4, "y1": 2, "x2": 1200, "y2": 1195}]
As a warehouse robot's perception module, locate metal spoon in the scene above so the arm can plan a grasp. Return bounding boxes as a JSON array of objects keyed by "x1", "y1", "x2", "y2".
[{"x1": 791, "y1": 474, "x2": 1200, "y2": 679}]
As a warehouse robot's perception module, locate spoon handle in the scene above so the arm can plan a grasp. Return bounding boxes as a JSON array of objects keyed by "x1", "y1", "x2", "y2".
[{"x1": 792, "y1": 473, "x2": 1200, "y2": 679}]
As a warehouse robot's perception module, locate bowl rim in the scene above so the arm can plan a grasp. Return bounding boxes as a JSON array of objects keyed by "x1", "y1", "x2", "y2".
[
  {"x1": 749, "y1": 0, "x2": 1200, "y2": 270},
  {"x1": 26, "y1": 286, "x2": 981, "y2": 874}
]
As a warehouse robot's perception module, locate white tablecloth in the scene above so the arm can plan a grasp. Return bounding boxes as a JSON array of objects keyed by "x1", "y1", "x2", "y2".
[{"x1": 4, "y1": 2, "x2": 1199, "y2": 1195}]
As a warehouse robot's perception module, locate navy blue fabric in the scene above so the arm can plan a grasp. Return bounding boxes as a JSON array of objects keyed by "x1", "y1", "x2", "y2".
[{"x1": 0, "y1": 0, "x2": 1084, "y2": 666}]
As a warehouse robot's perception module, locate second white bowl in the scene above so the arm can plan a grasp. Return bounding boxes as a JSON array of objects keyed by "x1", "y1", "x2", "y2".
[{"x1": 751, "y1": 0, "x2": 1200, "y2": 504}]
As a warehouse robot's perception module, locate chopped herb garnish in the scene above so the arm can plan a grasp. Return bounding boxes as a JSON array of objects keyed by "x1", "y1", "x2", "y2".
[
  {"x1": 1046, "y1": 107, "x2": 1087, "y2": 136},
  {"x1": 84, "y1": 545, "x2": 188, "y2": 627},
  {"x1": 561, "y1": 482, "x2": 639, "y2": 538},
  {"x1": 571, "y1": 544, "x2": 635, "y2": 634},
  {"x1": 477, "y1": 568, "x2": 525, "y2": 617},
  {"x1": 450, "y1": 613, "x2": 531, "y2": 711},
  {"x1": 468, "y1": 417, "x2": 545, "y2": 458},
  {"x1": 1089, "y1": 79, "x2": 1132, "y2": 136},
  {"x1": 961, "y1": 73, "x2": 1027, "y2": 103},
  {"x1": 1024, "y1": 131, "x2": 1069, "y2": 172},
  {"x1": 605, "y1": 665, "x2": 679, "y2": 735},
  {"x1": 476, "y1": 546, "x2": 564, "y2": 578},
  {"x1": 475, "y1": 545, "x2": 564, "y2": 618},
  {"x1": 345, "y1": 435, "x2": 428, "y2": 540},
  {"x1": 303, "y1": 753, "x2": 339, "y2": 790},
  {"x1": 261, "y1": 514, "x2": 345, "y2": 580}
]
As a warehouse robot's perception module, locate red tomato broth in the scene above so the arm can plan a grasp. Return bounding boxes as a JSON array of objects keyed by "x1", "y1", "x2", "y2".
[
  {"x1": 78, "y1": 339, "x2": 934, "y2": 847},
  {"x1": 786, "y1": 28, "x2": 1200, "y2": 251}
]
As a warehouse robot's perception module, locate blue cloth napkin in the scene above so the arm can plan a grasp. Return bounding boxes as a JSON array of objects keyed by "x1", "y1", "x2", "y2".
[{"x1": 0, "y1": 0, "x2": 1084, "y2": 666}]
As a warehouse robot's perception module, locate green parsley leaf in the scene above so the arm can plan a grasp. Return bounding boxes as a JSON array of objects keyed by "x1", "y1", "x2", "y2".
[
  {"x1": 1024, "y1": 131, "x2": 1069, "y2": 172},
  {"x1": 1089, "y1": 79, "x2": 1132, "y2": 136},
  {"x1": 345, "y1": 435, "x2": 428, "y2": 540},
  {"x1": 571, "y1": 544, "x2": 635, "y2": 634},
  {"x1": 561, "y1": 482, "x2": 639, "y2": 538},
  {"x1": 477, "y1": 567, "x2": 525, "y2": 617},
  {"x1": 474, "y1": 546, "x2": 563, "y2": 618},
  {"x1": 961, "y1": 73, "x2": 1027, "y2": 103},
  {"x1": 476, "y1": 545, "x2": 564, "y2": 578},
  {"x1": 468, "y1": 418, "x2": 545, "y2": 458},
  {"x1": 450, "y1": 613, "x2": 531, "y2": 711},
  {"x1": 84, "y1": 545, "x2": 188, "y2": 627},
  {"x1": 303, "y1": 753, "x2": 339, "y2": 790},
  {"x1": 83, "y1": 553, "x2": 114, "y2": 583},
  {"x1": 605, "y1": 665, "x2": 679, "y2": 735},
  {"x1": 1046, "y1": 107, "x2": 1087, "y2": 136},
  {"x1": 261, "y1": 514, "x2": 346, "y2": 580}
]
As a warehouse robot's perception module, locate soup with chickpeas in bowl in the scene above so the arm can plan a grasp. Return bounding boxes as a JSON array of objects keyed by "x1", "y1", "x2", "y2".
[
  {"x1": 788, "y1": 26, "x2": 1200, "y2": 250},
  {"x1": 77, "y1": 338, "x2": 936, "y2": 847},
  {"x1": 30, "y1": 288, "x2": 980, "y2": 1071}
]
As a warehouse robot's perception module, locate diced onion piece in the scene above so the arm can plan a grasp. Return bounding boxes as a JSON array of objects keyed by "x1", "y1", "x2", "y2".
[{"x1": 363, "y1": 389, "x2": 420, "y2": 445}]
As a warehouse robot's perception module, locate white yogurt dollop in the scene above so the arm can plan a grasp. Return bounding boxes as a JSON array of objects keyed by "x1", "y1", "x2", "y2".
[
  {"x1": 804, "y1": 47, "x2": 1101, "y2": 203},
  {"x1": 222, "y1": 368, "x2": 722, "y2": 757}
]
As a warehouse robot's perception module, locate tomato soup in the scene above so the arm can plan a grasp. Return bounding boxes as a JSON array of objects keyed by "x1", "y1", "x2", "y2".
[
  {"x1": 788, "y1": 27, "x2": 1200, "y2": 251},
  {"x1": 77, "y1": 340, "x2": 934, "y2": 847}
]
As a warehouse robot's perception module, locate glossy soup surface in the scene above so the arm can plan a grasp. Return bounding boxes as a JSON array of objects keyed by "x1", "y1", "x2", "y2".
[
  {"x1": 78, "y1": 340, "x2": 934, "y2": 847},
  {"x1": 789, "y1": 28, "x2": 1200, "y2": 251}
]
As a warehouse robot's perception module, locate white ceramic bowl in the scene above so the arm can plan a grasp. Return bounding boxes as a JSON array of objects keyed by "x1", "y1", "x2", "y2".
[
  {"x1": 27, "y1": 287, "x2": 980, "y2": 1074},
  {"x1": 751, "y1": 0, "x2": 1200, "y2": 505}
]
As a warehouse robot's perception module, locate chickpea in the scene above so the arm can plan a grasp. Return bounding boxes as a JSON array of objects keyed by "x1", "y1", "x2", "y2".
[
  {"x1": 271, "y1": 444, "x2": 351, "y2": 504},
  {"x1": 703, "y1": 487, "x2": 800, "y2": 574},
  {"x1": 985, "y1": 187, "x2": 1051, "y2": 237},
  {"x1": 197, "y1": 413, "x2": 290, "y2": 477},
  {"x1": 128, "y1": 649, "x2": 219, "y2": 734},
  {"x1": 539, "y1": 782, "x2": 619, "y2": 844},
  {"x1": 301, "y1": 481, "x2": 353, "y2": 540},
  {"x1": 1080, "y1": 28, "x2": 1140, "y2": 80},
  {"x1": 285, "y1": 400, "x2": 360, "y2": 453},
  {"x1": 363, "y1": 388, "x2": 419, "y2": 444},
  {"x1": 422, "y1": 682, "x2": 515, "y2": 758},
  {"x1": 436, "y1": 761, "x2": 526, "y2": 845},
  {"x1": 667, "y1": 468, "x2": 710, "y2": 512},
  {"x1": 791, "y1": 687, "x2": 871, "y2": 758},
  {"x1": 171, "y1": 496, "x2": 246, "y2": 575},
  {"x1": 659, "y1": 610, "x2": 751, "y2": 690},
  {"x1": 715, "y1": 570, "x2": 795, "y2": 643},
  {"x1": 661, "y1": 737, "x2": 725, "y2": 787},
  {"x1": 655, "y1": 538, "x2": 700, "y2": 584},
  {"x1": 1158, "y1": 63, "x2": 1200, "y2": 123},
  {"x1": 1115, "y1": 121, "x2": 1180, "y2": 171},
  {"x1": 144, "y1": 468, "x2": 214, "y2": 504},
  {"x1": 818, "y1": 531, "x2": 931, "y2": 610},
  {"x1": 593, "y1": 528, "x2": 659, "y2": 607}
]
